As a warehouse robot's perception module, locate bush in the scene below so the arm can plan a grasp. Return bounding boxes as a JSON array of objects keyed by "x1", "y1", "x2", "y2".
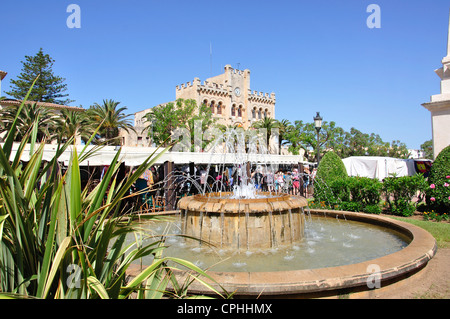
[
  {"x1": 330, "y1": 176, "x2": 382, "y2": 214},
  {"x1": 382, "y1": 174, "x2": 428, "y2": 216},
  {"x1": 426, "y1": 145, "x2": 450, "y2": 214},
  {"x1": 314, "y1": 151, "x2": 348, "y2": 205}
]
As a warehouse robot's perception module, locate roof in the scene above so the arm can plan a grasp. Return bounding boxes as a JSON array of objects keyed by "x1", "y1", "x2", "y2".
[
  {"x1": 0, "y1": 70, "x2": 7, "y2": 80},
  {"x1": 0, "y1": 98, "x2": 84, "y2": 111}
]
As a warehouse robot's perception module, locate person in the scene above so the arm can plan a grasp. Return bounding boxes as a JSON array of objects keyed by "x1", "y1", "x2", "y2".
[
  {"x1": 303, "y1": 167, "x2": 310, "y2": 197},
  {"x1": 266, "y1": 170, "x2": 274, "y2": 192},
  {"x1": 292, "y1": 168, "x2": 300, "y2": 195},
  {"x1": 142, "y1": 167, "x2": 154, "y2": 189},
  {"x1": 284, "y1": 171, "x2": 293, "y2": 194},
  {"x1": 276, "y1": 171, "x2": 285, "y2": 193},
  {"x1": 253, "y1": 170, "x2": 263, "y2": 190}
]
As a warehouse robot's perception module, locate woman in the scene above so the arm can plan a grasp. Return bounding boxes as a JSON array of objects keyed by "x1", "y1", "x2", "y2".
[{"x1": 292, "y1": 168, "x2": 300, "y2": 195}]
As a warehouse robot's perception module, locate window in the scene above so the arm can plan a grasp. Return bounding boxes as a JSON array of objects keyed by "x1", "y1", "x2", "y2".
[
  {"x1": 231, "y1": 104, "x2": 236, "y2": 117},
  {"x1": 210, "y1": 101, "x2": 215, "y2": 114},
  {"x1": 217, "y1": 102, "x2": 222, "y2": 115},
  {"x1": 252, "y1": 108, "x2": 256, "y2": 119},
  {"x1": 238, "y1": 105, "x2": 242, "y2": 117}
]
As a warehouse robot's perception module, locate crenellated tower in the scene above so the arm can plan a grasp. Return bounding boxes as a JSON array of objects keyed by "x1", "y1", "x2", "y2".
[{"x1": 176, "y1": 65, "x2": 276, "y2": 129}]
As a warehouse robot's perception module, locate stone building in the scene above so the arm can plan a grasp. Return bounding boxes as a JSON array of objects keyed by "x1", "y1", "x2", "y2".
[
  {"x1": 422, "y1": 10, "x2": 450, "y2": 159},
  {"x1": 121, "y1": 65, "x2": 276, "y2": 147}
]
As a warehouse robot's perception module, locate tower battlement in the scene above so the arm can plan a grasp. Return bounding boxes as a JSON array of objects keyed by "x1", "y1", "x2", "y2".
[
  {"x1": 248, "y1": 90, "x2": 276, "y2": 104},
  {"x1": 173, "y1": 64, "x2": 276, "y2": 129}
]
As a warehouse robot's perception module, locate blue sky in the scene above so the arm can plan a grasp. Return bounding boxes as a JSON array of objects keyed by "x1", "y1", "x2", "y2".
[{"x1": 1, "y1": 0, "x2": 449, "y2": 150}]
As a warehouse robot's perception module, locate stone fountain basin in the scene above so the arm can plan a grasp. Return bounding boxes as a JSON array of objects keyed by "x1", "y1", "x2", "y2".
[
  {"x1": 169, "y1": 210, "x2": 437, "y2": 298},
  {"x1": 178, "y1": 192, "x2": 308, "y2": 214},
  {"x1": 178, "y1": 192, "x2": 308, "y2": 250}
]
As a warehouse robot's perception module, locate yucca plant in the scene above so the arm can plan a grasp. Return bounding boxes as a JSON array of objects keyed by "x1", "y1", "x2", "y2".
[{"x1": 0, "y1": 79, "x2": 228, "y2": 299}]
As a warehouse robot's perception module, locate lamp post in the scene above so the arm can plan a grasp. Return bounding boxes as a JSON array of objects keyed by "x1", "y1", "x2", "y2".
[{"x1": 313, "y1": 112, "x2": 323, "y2": 165}]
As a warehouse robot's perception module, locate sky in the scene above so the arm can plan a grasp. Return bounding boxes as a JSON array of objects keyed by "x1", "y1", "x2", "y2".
[{"x1": 1, "y1": 0, "x2": 449, "y2": 150}]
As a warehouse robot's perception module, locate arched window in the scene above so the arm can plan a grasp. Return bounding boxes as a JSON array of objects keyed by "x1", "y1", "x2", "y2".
[
  {"x1": 238, "y1": 105, "x2": 243, "y2": 118},
  {"x1": 231, "y1": 104, "x2": 236, "y2": 117},
  {"x1": 264, "y1": 109, "x2": 268, "y2": 118},
  {"x1": 252, "y1": 107, "x2": 256, "y2": 119},
  {"x1": 217, "y1": 102, "x2": 222, "y2": 115},
  {"x1": 258, "y1": 108, "x2": 262, "y2": 119},
  {"x1": 210, "y1": 101, "x2": 215, "y2": 114}
]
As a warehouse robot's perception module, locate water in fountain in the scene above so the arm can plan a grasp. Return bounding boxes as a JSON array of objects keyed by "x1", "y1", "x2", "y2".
[
  {"x1": 154, "y1": 127, "x2": 309, "y2": 251},
  {"x1": 129, "y1": 126, "x2": 411, "y2": 272}
]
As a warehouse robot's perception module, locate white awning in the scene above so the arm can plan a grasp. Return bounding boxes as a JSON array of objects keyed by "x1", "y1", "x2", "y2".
[
  {"x1": 342, "y1": 156, "x2": 417, "y2": 180},
  {"x1": 3, "y1": 143, "x2": 306, "y2": 167}
]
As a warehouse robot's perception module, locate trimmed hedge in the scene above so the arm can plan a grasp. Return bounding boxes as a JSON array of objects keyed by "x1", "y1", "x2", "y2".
[
  {"x1": 312, "y1": 174, "x2": 427, "y2": 216},
  {"x1": 382, "y1": 174, "x2": 428, "y2": 217},
  {"x1": 311, "y1": 151, "x2": 429, "y2": 216},
  {"x1": 426, "y1": 145, "x2": 450, "y2": 214},
  {"x1": 314, "y1": 151, "x2": 348, "y2": 205},
  {"x1": 330, "y1": 176, "x2": 382, "y2": 214}
]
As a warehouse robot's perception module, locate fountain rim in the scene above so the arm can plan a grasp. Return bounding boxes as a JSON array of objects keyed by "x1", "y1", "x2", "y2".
[
  {"x1": 127, "y1": 209, "x2": 437, "y2": 297},
  {"x1": 177, "y1": 192, "x2": 309, "y2": 214},
  {"x1": 191, "y1": 191, "x2": 294, "y2": 203}
]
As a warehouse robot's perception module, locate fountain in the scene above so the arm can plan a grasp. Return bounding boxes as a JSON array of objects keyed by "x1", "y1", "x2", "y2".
[
  {"x1": 127, "y1": 127, "x2": 437, "y2": 298},
  {"x1": 174, "y1": 127, "x2": 308, "y2": 251},
  {"x1": 178, "y1": 192, "x2": 307, "y2": 250}
]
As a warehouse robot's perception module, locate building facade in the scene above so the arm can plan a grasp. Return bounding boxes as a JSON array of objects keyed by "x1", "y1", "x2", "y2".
[
  {"x1": 422, "y1": 11, "x2": 450, "y2": 159},
  {"x1": 122, "y1": 65, "x2": 276, "y2": 147}
]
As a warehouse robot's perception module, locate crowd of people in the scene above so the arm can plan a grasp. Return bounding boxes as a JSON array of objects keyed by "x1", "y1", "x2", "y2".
[
  {"x1": 182, "y1": 164, "x2": 318, "y2": 198},
  {"x1": 128, "y1": 163, "x2": 318, "y2": 211},
  {"x1": 249, "y1": 166, "x2": 317, "y2": 197}
]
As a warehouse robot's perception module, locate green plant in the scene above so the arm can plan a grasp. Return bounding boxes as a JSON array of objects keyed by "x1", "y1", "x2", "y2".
[
  {"x1": 0, "y1": 79, "x2": 228, "y2": 299},
  {"x1": 382, "y1": 174, "x2": 427, "y2": 217},
  {"x1": 426, "y1": 145, "x2": 450, "y2": 215},
  {"x1": 329, "y1": 176, "x2": 382, "y2": 214},
  {"x1": 314, "y1": 151, "x2": 348, "y2": 205},
  {"x1": 338, "y1": 201, "x2": 362, "y2": 212},
  {"x1": 364, "y1": 204, "x2": 382, "y2": 215}
]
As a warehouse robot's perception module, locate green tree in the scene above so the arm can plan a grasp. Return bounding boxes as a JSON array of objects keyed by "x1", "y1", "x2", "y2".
[
  {"x1": 251, "y1": 117, "x2": 279, "y2": 153},
  {"x1": 420, "y1": 140, "x2": 433, "y2": 159},
  {"x1": 314, "y1": 151, "x2": 348, "y2": 205},
  {"x1": 277, "y1": 119, "x2": 291, "y2": 149},
  {"x1": 144, "y1": 99, "x2": 215, "y2": 149},
  {"x1": 426, "y1": 144, "x2": 450, "y2": 214},
  {"x1": 186, "y1": 100, "x2": 215, "y2": 151},
  {"x1": 144, "y1": 102, "x2": 178, "y2": 147},
  {"x1": 6, "y1": 48, "x2": 72, "y2": 105},
  {"x1": 88, "y1": 99, "x2": 135, "y2": 146},
  {"x1": 283, "y1": 120, "x2": 343, "y2": 161},
  {"x1": 57, "y1": 109, "x2": 96, "y2": 144},
  {"x1": 0, "y1": 102, "x2": 61, "y2": 142}
]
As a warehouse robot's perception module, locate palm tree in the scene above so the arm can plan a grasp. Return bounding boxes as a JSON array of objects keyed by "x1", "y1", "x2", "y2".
[
  {"x1": 88, "y1": 99, "x2": 135, "y2": 146},
  {"x1": 0, "y1": 102, "x2": 61, "y2": 142},
  {"x1": 57, "y1": 109, "x2": 95, "y2": 144},
  {"x1": 251, "y1": 117, "x2": 279, "y2": 153},
  {"x1": 277, "y1": 119, "x2": 292, "y2": 150}
]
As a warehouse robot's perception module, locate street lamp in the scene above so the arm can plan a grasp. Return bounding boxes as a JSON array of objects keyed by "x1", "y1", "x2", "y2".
[{"x1": 313, "y1": 112, "x2": 323, "y2": 165}]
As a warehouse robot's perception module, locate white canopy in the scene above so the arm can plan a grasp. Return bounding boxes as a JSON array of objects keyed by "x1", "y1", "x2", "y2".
[
  {"x1": 342, "y1": 156, "x2": 417, "y2": 180},
  {"x1": 3, "y1": 143, "x2": 306, "y2": 167}
]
